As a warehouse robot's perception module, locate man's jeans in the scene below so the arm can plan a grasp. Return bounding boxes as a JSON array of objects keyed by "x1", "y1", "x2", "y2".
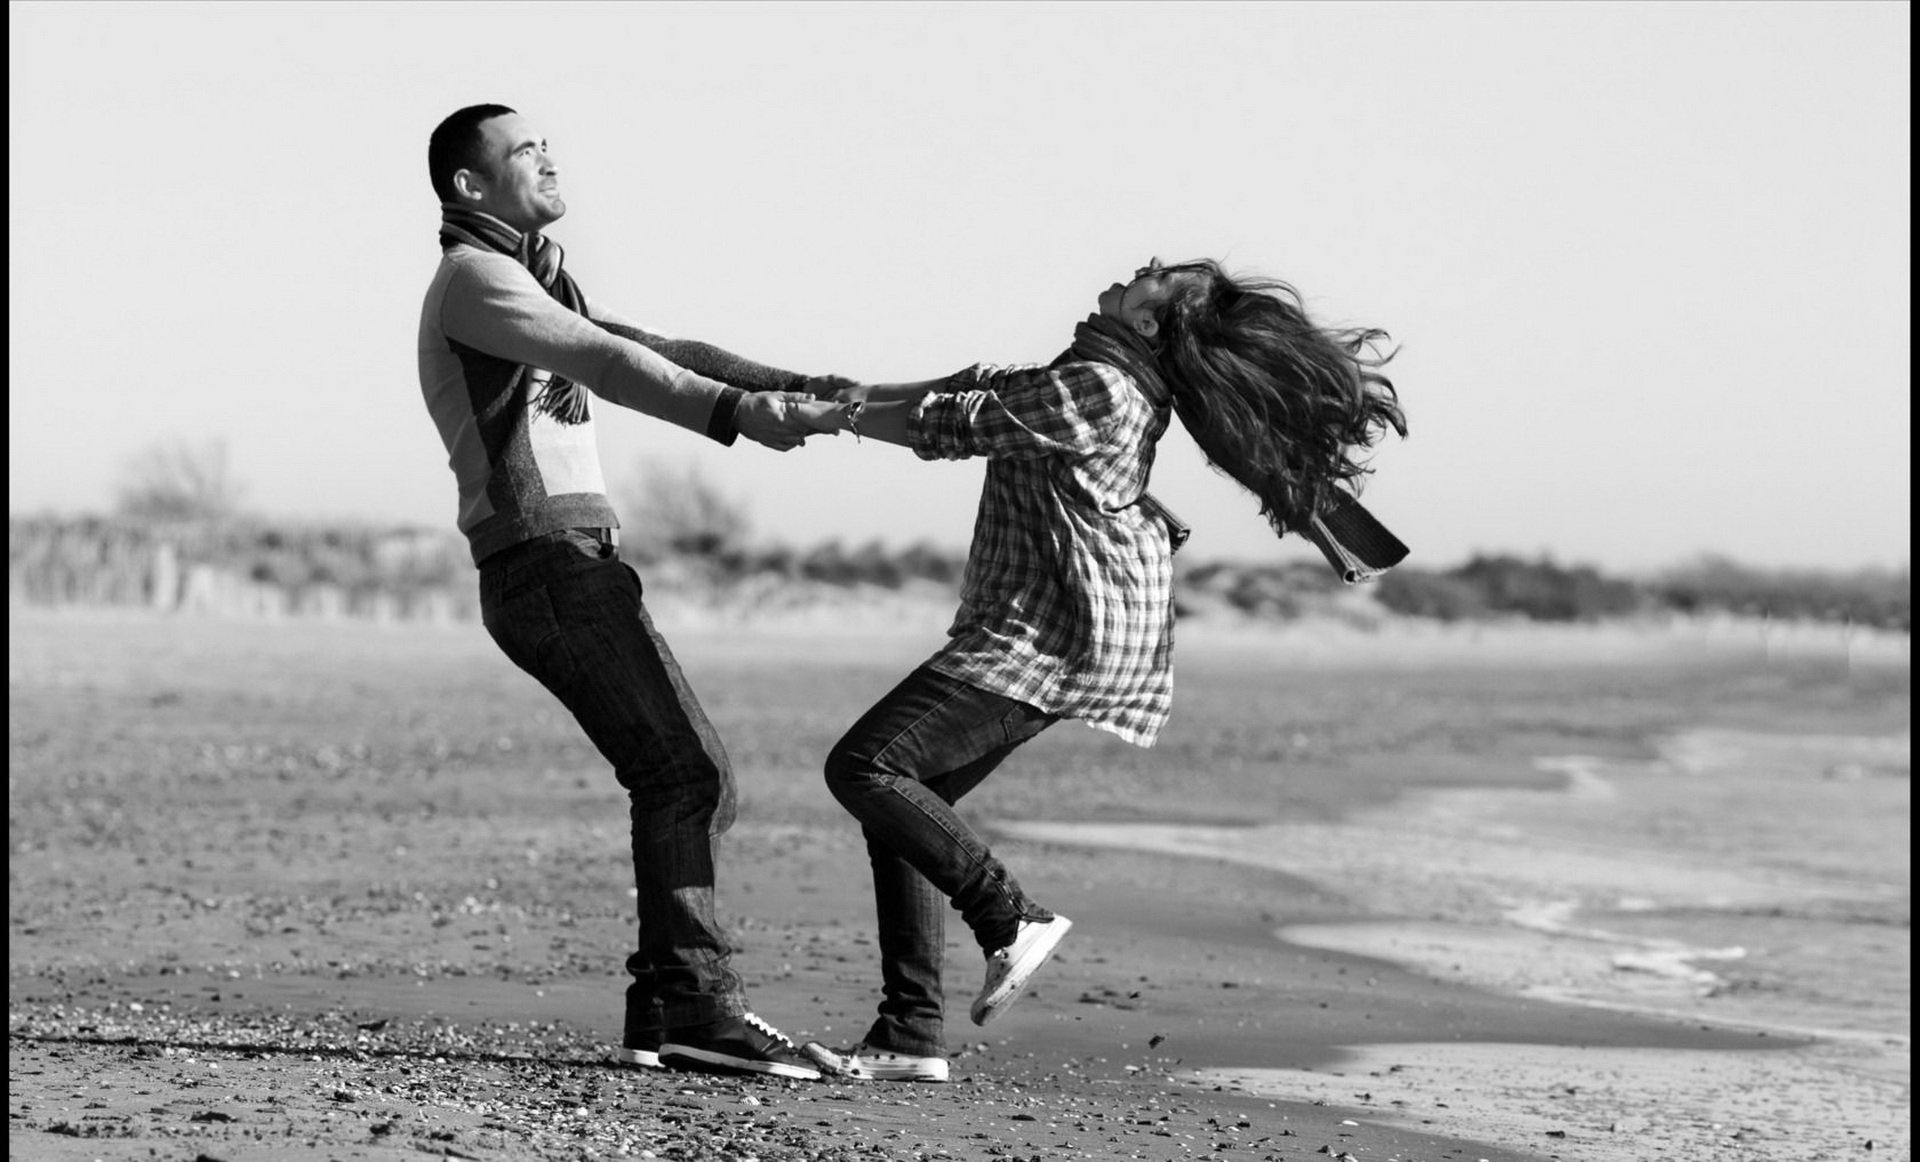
[
  {"x1": 823, "y1": 665, "x2": 1057, "y2": 1057},
  {"x1": 479, "y1": 530, "x2": 744, "y2": 1037}
]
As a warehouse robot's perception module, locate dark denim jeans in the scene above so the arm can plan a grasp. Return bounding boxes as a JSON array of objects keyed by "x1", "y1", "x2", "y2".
[
  {"x1": 479, "y1": 529, "x2": 744, "y2": 1037},
  {"x1": 823, "y1": 665, "x2": 1057, "y2": 1057}
]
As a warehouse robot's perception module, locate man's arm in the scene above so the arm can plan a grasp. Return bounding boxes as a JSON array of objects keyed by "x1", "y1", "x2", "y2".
[
  {"x1": 594, "y1": 319, "x2": 811, "y2": 395},
  {"x1": 588, "y1": 296, "x2": 849, "y2": 399},
  {"x1": 442, "y1": 252, "x2": 813, "y2": 449}
]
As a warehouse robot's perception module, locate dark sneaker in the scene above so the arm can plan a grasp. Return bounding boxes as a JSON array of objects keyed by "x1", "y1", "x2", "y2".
[
  {"x1": 659, "y1": 1013, "x2": 822, "y2": 1081},
  {"x1": 803, "y1": 1041, "x2": 949, "y2": 1083},
  {"x1": 616, "y1": 1029, "x2": 663, "y2": 1070},
  {"x1": 970, "y1": 914, "x2": 1073, "y2": 1025}
]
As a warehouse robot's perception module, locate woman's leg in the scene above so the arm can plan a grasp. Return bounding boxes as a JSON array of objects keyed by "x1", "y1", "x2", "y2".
[
  {"x1": 825, "y1": 666, "x2": 1055, "y2": 1055},
  {"x1": 856, "y1": 740, "x2": 1029, "y2": 1055}
]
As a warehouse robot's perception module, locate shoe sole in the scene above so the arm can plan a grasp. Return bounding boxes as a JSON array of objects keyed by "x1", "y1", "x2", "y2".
[
  {"x1": 800, "y1": 1042, "x2": 949, "y2": 1083},
  {"x1": 853, "y1": 1059, "x2": 950, "y2": 1083},
  {"x1": 970, "y1": 916, "x2": 1073, "y2": 1025},
  {"x1": 658, "y1": 1045, "x2": 821, "y2": 1081},
  {"x1": 615, "y1": 1047, "x2": 662, "y2": 1069}
]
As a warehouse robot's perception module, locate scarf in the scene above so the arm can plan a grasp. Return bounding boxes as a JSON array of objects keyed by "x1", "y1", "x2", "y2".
[
  {"x1": 1064, "y1": 313, "x2": 1173, "y2": 407},
  {"x1": 1065, "y1": 314, "x2": 1408, "y2": 583},
  {"x1": 438, "y1": 206, "x2": 591, "y2": 424}
]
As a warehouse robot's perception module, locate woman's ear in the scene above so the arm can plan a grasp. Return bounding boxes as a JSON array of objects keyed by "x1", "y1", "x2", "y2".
[{"x1": 1132, "y1": 315, "x2": 1161, "y2": 341}]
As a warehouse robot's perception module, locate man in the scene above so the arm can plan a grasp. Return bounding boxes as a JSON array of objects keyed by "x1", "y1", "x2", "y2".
[{"x1": 417, "y1": 103, "x2": 829, "y2": 1080}]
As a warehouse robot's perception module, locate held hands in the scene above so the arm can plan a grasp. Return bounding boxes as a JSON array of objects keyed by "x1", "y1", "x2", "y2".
[
  {"x1": 793, "y1": 400, "x2": 864, "y2": 438},
  {"x1": 734, "y1": 391, "x2": 866, "y2": 451},
  {"x1": 733, "y1": 391, "x2": 821, "y2": 452},
  {"x1": 800, "y1": 374, "x2": 864, "y2": 402}
]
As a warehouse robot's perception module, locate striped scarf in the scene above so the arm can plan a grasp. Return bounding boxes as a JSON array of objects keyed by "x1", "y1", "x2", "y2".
[
  {"x1": 438, "y1": 206, "x2": 590, "y2": 424},
  {"x1": 1067, "y1": 314, "x2": 1407, "y2": 583}
]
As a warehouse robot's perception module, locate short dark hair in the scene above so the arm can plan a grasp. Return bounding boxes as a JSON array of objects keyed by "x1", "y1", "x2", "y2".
[{"x1": 428, "y1": 104, "x2": 517, "y2": 203}]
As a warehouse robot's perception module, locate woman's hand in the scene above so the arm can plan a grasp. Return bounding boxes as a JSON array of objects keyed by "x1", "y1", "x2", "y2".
[{"x1": 791, "y1": 400, "x2": 862, "y2": 436}]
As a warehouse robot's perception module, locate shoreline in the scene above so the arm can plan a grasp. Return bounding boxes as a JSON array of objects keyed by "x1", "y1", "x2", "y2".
[{"x1": 990, "y1": 723, "x2": 1911, "y2": 1158}]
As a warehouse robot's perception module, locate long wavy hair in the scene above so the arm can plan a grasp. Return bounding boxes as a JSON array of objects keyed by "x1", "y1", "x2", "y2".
[{"x1": 1151, "y1": 260, "x2": 1406, "y2": 535}]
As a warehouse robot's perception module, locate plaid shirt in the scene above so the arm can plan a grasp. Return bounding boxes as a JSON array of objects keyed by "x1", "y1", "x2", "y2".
[{"x1": 909, "y1": 359, "x2": 1186, "y2": 747}]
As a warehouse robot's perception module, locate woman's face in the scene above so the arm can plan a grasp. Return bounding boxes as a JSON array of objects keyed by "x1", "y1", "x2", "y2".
[{"x1": 1097, "y1": 259, "x2": 1205, "y2": 340}]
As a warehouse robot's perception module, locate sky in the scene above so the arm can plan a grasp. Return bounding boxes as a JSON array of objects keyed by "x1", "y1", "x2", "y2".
[{"x1": 8, "y1": 1, "x2": 1911, "y2": 574}]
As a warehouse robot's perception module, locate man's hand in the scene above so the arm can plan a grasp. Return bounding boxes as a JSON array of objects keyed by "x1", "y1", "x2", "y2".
[
  {"x1": 734, "y1": 391, "x2": 818, "y2": 452},
  {"x1": 800, "y1": 374, "x2": 864, "y2": 402}
]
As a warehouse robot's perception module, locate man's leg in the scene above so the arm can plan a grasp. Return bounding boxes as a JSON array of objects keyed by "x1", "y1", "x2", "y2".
[{"x1": 481, "y1": 537, "x2": 742, "y2": 1033}]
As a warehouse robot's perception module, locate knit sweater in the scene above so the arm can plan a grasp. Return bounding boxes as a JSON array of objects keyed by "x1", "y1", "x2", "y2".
[{"x1": 418, "y1": 244, "x2": 795, "y2": 564}]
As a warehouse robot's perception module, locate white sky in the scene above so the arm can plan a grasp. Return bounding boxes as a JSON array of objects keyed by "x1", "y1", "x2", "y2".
[{"x1": 9, "y1": 1, "x2": 1911, "y2": 573}]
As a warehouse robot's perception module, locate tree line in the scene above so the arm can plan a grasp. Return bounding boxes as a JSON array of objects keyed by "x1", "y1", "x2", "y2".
[
  {"x1": 10, "y1": 440, "x2": 1905, "y2": 629},
  {"x1": 7, "y1": 513, "x2": 1907, "y2": 631}
]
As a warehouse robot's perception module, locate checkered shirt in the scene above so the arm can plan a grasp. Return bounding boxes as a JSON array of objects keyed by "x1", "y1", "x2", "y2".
[{"x1": 909, "y1": 359, "x2": 1183, "y2": 747}]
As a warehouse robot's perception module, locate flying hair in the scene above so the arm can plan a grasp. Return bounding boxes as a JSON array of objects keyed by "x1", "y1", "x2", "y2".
[{"x1": 1151, "y1": 260, "x2": 1406, "y2": 536}]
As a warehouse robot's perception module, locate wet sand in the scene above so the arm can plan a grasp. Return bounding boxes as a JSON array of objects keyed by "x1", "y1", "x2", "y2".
[{"x1": 996, "y1": 708, "x2": 1910, "y2": 1160}]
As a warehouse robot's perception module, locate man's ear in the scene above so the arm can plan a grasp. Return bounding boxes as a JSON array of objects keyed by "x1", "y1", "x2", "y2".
[
  {"x1": 1132, "y1": 315, "x2": 1160, "y2": 341},
  {"x1": 452, "y1": 168, "x2": 487, "y2": 202}
]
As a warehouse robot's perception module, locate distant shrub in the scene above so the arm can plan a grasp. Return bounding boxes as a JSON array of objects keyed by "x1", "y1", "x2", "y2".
[
  {"x1": 115, "y1": 438, "x2": 245, "y2": 523},
  {"x1": 895, "y1": 541, "x2": 964, "y2": 585},
  {"x1": 1452, "y1": 554, "x2": 1643, "y2": 622},
  {"x1": 619, "y1": 464, "x2": 751, "y2": 561},
  {"x1": 797, "y1": 541, "x2": 860, "y2": 586},
  {"x1": 1375, "y1": 568, "x2": 1490, "y2": 621},
  {"x1": 1652, "y1": 557, "x2": 1910, "y2": 631}
]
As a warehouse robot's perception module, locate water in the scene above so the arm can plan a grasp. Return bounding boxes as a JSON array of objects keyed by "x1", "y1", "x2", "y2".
[{"x1": 994, "y1": 727, "x2": 1911, "y2": 1159}]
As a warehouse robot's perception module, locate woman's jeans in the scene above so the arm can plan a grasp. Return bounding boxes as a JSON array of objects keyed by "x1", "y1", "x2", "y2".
[
  {"x1": 824, "y1": 665, "x2": 1058, "y2": 1057},
  {"x1": 479, "y1": 529, "x2": 744, "y2": 1037}
]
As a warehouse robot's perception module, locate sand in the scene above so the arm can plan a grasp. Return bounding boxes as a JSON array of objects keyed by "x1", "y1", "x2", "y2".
[{"x1": 7, "y1": 606, "x2": 1911, "y2": 1161}]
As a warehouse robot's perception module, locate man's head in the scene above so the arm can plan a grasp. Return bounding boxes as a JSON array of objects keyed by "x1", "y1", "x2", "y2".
[{"x1": 428, "y1": 104, "x2": 566, "y2": 233}]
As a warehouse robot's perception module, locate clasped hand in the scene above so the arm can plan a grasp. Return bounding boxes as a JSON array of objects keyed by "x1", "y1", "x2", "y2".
[{"x1": 734, "y1": 386, "x2": 868, "y2": 451}]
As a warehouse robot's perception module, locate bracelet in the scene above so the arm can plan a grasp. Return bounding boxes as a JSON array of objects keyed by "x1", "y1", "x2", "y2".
[{"x1": 845, "y1": 401, "x2": 865, "y2": 443}]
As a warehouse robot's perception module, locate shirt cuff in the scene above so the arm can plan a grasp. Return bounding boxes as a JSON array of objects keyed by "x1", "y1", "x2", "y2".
[
  {"x1": 909, "y1": 392, "x2": 975, "y2": 461},
  {"x1": 705, "y1": 386, "x2": 747, "y2": 446}
]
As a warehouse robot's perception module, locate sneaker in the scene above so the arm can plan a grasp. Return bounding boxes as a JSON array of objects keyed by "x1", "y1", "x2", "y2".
[
  {"x1": 970, "y1": 914, "x2": 1073, "y2": 1025},
  {"x1": 658, "y1": 1013, "x2": 822, "y2": 1081},
  {"x1": 615, "y1": 1030, "x2": 663, "y2": 1070},
  {"x1": 801, "y1": 1041, "x2": 950, "y2": 1083}
]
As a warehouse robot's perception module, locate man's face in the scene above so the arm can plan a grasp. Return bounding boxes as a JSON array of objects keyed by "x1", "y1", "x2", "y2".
[{"x1": 465, "y1": 113, "x2": 565, "y2": 233}]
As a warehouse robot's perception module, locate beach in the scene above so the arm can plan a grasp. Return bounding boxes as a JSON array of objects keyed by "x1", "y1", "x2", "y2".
[{"x1": 8, "y1": 606, "x2": 1909, "y2": 1160}]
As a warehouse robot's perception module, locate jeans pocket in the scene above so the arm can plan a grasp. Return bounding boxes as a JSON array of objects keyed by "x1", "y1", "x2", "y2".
[
  {"x1": 996, "y1": 701, "x2": 1055, "y2": 746},
  {"x1": 484, "y1": 583, "x2": 569, "y2": 681}
]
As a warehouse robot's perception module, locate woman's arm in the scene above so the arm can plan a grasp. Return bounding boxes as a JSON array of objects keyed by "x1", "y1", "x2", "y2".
[
  {"x1": 788, "y1": 397, "x2": 915, "y2": 447},
  {"x1": 806, "y1": 364, "x2": 1133, "y2": 458},
  {"x1": 843, "y1": 378, "x2": 947, "y2": 406},
  {"x1": 834, "y1": 379, "x2": 945, "y2": 447}
]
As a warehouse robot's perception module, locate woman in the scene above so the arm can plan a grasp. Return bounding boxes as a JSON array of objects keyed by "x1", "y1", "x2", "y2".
[{"x1": 798, "y1": 259, "x2": 1407, "y2": 1082}]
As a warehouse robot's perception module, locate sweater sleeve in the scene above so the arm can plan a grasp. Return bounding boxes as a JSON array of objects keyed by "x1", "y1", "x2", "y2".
[
  {"x1": 439, "y1": 251, "x2": 739, "y2": 443},
  {"x1": 587, "y1": 316, "x2": 811, "y2": 396}
]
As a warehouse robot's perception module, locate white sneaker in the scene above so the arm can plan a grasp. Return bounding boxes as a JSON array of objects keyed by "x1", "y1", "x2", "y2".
[
  {"x1": 802, "y1": 1041, "x2": 949, "y2": 1082},
  {"x1": 969, "y1": 914, "x2": 1072, "y2": 1025}
]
